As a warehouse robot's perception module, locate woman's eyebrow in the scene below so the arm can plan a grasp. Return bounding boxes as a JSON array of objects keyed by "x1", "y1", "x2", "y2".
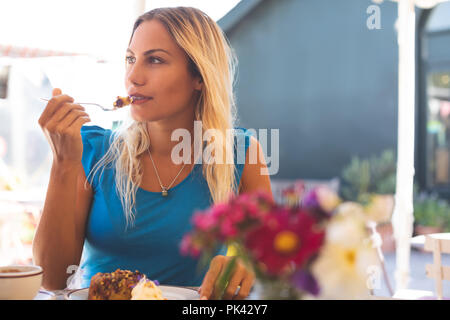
[{"x1": 126, "y1": 48, "x2": 171, "y2": 56}]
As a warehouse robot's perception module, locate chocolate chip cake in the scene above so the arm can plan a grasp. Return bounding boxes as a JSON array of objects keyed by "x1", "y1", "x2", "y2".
[
  {"x1": 113, "y1": 96, "x2": 133, "y2": 109},
  {"x1": 87, "y1": 269, "x2": 144, "y2": 300}
]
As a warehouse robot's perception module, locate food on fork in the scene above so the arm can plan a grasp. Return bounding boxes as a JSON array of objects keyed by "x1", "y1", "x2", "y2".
[
  {"x1": 113, "y1": 96, "x2": 133, "y2": 109},
  {"x1": 131, "y1": 277, "x2": 166, "y2": 300},
  {"x1": 88, "y1": 269, "x2": 144, "y2": 300}
]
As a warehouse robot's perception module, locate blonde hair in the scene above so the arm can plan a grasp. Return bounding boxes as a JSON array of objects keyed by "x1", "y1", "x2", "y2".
[{"x1": 88, "y1": 7, "x2": 239, "y2": 227}]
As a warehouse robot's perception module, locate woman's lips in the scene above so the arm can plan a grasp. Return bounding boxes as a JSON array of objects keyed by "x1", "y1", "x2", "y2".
[{"x1": 130, "y1": 96, "x2": 153, "y2": 105}]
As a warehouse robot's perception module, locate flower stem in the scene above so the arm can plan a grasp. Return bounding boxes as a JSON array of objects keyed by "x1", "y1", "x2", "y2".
[{"x1": 214, "y1": 256, "x2": 238, "y2": 299}]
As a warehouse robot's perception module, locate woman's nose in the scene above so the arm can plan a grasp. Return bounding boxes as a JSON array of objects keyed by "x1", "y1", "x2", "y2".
[{"x1": 126, "y1": 64, "x2": 146, "y2": 87}]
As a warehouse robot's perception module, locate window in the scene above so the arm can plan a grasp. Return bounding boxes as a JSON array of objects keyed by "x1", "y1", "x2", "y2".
[
  {"x1": 425, "y1": 73, "x2": 450, "y2": 187},
  {"x1": 420, "y1": 2, "x2": 450, "y2": 195}
]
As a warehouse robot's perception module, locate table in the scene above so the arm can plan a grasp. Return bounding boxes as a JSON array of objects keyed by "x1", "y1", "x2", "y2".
[
  {"x1": 34, "y1": 288, "x2": 398, "y2": 300},
  {"x1": 34, "y1": 286, "x2": 201, "y2": 300},
  {"x1": 410, "y1": 233, "x2": 450, "y2": 251}
]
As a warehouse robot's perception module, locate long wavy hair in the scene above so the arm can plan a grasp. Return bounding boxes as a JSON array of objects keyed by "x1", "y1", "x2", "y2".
[{"x1": 88, "y1": 7, "x2": 239, "y2": 227}]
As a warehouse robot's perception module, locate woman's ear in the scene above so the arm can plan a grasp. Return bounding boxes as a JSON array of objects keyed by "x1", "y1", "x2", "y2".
[{"x1": 194, "y1": 77, "x2": 203, "y2": 91}]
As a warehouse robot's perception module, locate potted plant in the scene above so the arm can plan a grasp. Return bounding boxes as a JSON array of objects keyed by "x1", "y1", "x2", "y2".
[
  {"x1": 413, "y1": 192, "x2": 450, "y2": 236},
  {"x1": 339, "y1": 150, "x2": 396, "y2": 252}
]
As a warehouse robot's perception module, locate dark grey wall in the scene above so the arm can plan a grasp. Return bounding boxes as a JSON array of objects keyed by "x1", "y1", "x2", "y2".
[
  {"x1": 427, "y1": 30, "x2": 450, "y2": 72},
  {"x1": 223, "y1": 0, "x2": 399, "y2": 180}
]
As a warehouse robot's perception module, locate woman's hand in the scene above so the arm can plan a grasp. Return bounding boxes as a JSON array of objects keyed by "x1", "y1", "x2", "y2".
[
  {"x1": 199, "y1": 255, "x2": 255, "y2": 300},
  {"x1": 38, "y1": 88, "x2": 91, "y2": 165}
]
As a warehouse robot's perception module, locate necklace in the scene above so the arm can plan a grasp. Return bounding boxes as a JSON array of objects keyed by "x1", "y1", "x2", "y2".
[{"x1": 147, "y1": 149, "x2": 189, "y2": 197}]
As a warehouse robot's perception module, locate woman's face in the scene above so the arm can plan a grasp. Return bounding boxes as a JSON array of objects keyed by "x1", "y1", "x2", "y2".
[{"x1": 125, "y1": 19, "x2": 202, "y2": 123}]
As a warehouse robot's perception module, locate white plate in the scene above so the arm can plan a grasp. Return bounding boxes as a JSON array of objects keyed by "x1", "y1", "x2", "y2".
[
  {"x1": 65, "y1": 286, "x2": 200, "y2": 300},
  {"x1": 34, "y1": 290, "x2": 56, "y2": 300}
]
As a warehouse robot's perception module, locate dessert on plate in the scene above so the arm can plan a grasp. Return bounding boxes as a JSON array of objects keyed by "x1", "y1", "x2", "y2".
[
  {"x1": 131, "y1": 277, "x2": 166, "y2": 300},
  {"x1": 87, "y1": 269, "x2": 165, "y2": 300},
  {"x1": 87, "y1": 269, "x2": 144, "y2": 300}
]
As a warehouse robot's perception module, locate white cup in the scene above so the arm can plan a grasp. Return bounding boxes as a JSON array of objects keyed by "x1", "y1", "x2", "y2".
[{"x1": 0, "y1": 265, "x2": 43, "y2": 300}]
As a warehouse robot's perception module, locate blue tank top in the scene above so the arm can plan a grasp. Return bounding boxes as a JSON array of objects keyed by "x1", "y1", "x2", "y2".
[{"x1": 79, "y1": 125, "x2": 253, "y2": 287}]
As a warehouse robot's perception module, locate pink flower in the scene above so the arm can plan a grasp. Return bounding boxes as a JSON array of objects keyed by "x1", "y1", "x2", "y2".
[
  {"x1": 228, "y1": 206, "x2": 245, "y2": 224},
  {"x1": 246, "y1": 201, "x2": 261, "y2": 218},
  {"x1": 210, "y1": 203, "x2": 230, "y2": 220},
  {"x1": 235, "y1": 193, "x2": 251, "y2": 205},
  {"x1": 192, "y1": 212, "x2": 217, "y2": 232},
  {"x1": 180, "y1": 190, "x2": 277, "y2": 258},
  {"x1": 180, "y1": 234, "x2": 201, "y2": 257},
  {"x1": 220, "y1": 219, "x2": 238, "y2": 239}
]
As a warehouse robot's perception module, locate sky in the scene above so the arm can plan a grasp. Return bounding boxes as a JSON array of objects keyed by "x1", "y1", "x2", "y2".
[{"x1": 0, "y1": 0, "x2": 241, "y2": 61}]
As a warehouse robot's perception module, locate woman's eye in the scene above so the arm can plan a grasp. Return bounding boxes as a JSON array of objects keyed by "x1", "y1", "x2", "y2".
[
  {"x1": 125, "y1": 56, "x2": 163, "y2": 65},
  {"x1": 125, "y1": 56, "x2": 136, "y2": 64},
  {"x1": 148, "y1": 56, "x2": 163, "y2": 64}
]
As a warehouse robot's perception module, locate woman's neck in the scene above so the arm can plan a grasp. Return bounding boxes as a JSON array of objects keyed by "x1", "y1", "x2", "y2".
[{"x1": 146, "y1": 114, "x2": 195, "y2": 160}]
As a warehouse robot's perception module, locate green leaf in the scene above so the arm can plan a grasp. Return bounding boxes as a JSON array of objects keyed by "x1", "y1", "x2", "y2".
[
  {"x1": 340, "y1": 149, "x2": 397, "y2": 202},
  {"x1": 414, "y1": 192, "x2": 450, "y2": 228}
]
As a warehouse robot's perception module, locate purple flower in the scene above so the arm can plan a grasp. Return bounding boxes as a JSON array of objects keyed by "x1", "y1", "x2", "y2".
[
  {"x1": 302, "y1": 189, "x2": 320, "y2": 208},
  {"x1": 301, "y1": 187, "x2": 340, "y2": 221},
  {"x1": 299, "y1": 190, "x2": 327, "y2": 221},
  {"x1": 291, "y1": 269, "x2": 320, "y2": 296}
]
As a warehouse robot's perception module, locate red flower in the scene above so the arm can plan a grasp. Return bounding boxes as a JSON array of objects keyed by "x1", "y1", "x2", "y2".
[{"x1": 244, "y1": 207, "x2": 325, "y2": 276}]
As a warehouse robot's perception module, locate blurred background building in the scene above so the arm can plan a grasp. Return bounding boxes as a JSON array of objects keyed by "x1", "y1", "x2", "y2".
[{"x1": 218, "y1": 0, "x2": 450, "y2": 199}]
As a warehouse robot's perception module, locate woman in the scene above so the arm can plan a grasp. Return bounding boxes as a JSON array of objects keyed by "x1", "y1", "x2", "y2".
[{"x1": 33, "y1": 7, "x2": 271, "y2": 300}]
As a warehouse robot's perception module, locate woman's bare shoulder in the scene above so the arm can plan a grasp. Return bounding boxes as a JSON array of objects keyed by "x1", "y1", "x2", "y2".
[{"x1": 238, "y1": 136, "x2": 272, "y2": 195}]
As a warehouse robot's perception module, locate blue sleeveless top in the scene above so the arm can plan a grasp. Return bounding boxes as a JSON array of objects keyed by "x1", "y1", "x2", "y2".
[{"x1": 79, "y1": 125, "x2": 253, "y2": 287}]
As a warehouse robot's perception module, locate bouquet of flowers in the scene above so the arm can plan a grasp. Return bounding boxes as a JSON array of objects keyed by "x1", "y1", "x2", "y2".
[{"x1": 180, "y1": 183, "x2": 383, "y2": 299}]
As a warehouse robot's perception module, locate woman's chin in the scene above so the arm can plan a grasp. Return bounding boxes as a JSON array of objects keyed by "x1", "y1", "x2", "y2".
[{"x1": 130, "y1": 108, "x2": 164, "y2": 123}]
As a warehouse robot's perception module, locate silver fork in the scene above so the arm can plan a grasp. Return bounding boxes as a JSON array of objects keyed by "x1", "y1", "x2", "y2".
[{"x1": 39, "y1": 98, "x2": 117, "y2": 111}]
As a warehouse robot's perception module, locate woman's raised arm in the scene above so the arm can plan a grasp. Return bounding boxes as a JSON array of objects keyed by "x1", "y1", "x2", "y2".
[{"x1": 32, "y1": 88, "x2": 93, "y2": 290}]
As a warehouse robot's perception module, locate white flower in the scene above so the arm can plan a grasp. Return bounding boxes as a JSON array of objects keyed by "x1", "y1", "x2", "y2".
[
  {"x1": 316, "y1": 185, "x2": 341, "y2": 212},
  {"x1": 364, "y1": 194, "x2": 394, "y2": 224},
  {"x1": 312, "y1": 203, "x2": 378, "y2": 299},
  {"x1": 327, "y1": 203, "x2": 367, "y2": 247},
  {"x1": 312, "y1": 242, "x2": 377, "y2": 299}
]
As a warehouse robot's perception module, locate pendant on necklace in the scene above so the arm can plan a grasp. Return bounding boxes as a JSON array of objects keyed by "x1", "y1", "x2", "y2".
[{"x1": 161, "y1": 187, "x2": 169, "y2": 197}]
